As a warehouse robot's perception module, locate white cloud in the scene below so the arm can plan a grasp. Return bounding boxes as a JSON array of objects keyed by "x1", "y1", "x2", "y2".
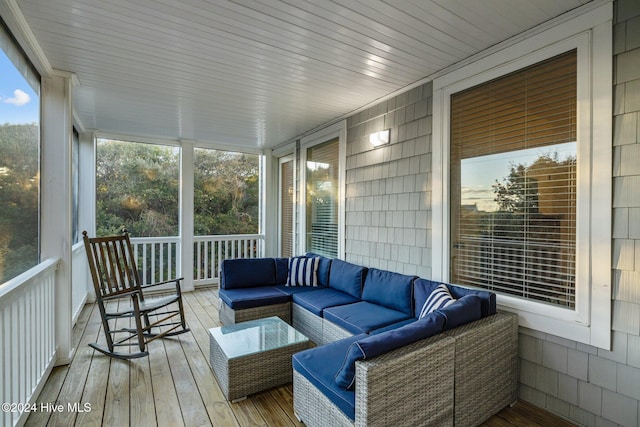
[{"x1": 4, "y1": 89, "x2": 31, "y2": 106}]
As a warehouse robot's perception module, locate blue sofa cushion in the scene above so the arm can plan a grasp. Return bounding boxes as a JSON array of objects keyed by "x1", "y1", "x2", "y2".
[
  {"x1": 220, "y1": 258, "x2": 276, "y2": 289},
  {"x1": 334, "y1": 313, "x2": 446, "y2": 389},
  {"x1": 274, "y1": 257, "x2": 290, "y2": 285},
  {"x1": 413, "y1": 278, "x2": 496, "y2": 318},
  {"x1": 323, "y1": 301, "x2": 413, "y2": 334},
  {"x1": 274, "y1": 284, "x2": 319, "y2": 296},
  {"x1": 419, "y1": 284, "x2": 455, "y2": 318},
  {"x1": 218, "y1": 286, "x2": 290, "y2": 310},
  {"x1": 328, "y1": 259, "x2": 367, "y2": 298},
  {"x1": 305, "y1": 252, "x2": 332, "y2": 287},
  {"x1": 292, "y1": 288, "x2": 359, "y2": 316},
  {"x1": 436, "y1": 295, "x2": 483, "y2": 330},
  {"x1": 448, "y1": 285, "x2": 496, "y2": 316},
  {"x1": 361, "y1": 268, "x2": 415, "y2": 315},
  {"x1": 368, "y1": 318, "x2": 417, "y2": 335},
  {"x1": 287, "y1": 256, "x2": 320, "y2": 287},
  {"x1": 293, "y1": 334, "x2": 366, "y2": 421}
]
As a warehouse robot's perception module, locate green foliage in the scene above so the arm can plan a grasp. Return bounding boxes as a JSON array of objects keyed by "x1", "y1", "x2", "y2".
[
  {"x1": 0, "y1": 123, "x2": 39, "y2": 283},
  {"x1": 96, "y1": 141, "x2": 260, "y2": 238}
]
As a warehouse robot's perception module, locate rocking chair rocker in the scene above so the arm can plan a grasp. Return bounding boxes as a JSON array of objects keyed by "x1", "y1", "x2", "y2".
[{"x1": 82, "y1": 230, "x2": 190, "y2": 359}]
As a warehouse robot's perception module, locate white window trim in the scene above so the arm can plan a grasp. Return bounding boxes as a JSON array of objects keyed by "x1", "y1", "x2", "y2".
[
  {"x1": 432, "y1": 3, "x2": 612, "y2": 349},
  {"x1": 278, "y1": 154, "x2": 295, "y2": 257},
  {"x1": 299, "y1": 120, "x2": 347, "y2": 258}
]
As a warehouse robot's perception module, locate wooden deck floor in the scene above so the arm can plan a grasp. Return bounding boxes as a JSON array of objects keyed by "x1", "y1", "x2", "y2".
[{"x1": 26, "y1": 287, "x2": 576, "y2": 427}]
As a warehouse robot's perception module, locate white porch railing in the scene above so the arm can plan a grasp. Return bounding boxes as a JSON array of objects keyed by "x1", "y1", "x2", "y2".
[
  {"x1": 0, "y1": 258, "x2": 58, "y2": 427},
  {"x1": 193, "y1": 234, "x2": 264, "y2": 287},
  {"x1": 129, "y1": 236, "x2": 181, "y2": 285},
  {"x1": 128, "y1": 234, "x2": 263, "y2": 287}
]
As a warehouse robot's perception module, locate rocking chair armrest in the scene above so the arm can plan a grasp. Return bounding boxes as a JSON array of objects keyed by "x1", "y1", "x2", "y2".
[
  {"x1": 101, "y1": 289, "x2": 141, "y2": 301},
  {"x1": 139, "y1": 278, "x2": 184, "y2": 290}
]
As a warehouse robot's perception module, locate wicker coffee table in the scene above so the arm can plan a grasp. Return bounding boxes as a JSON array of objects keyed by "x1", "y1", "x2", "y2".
[{"x1": 209, "y1": 316, "x2": 311, "y2": 402}]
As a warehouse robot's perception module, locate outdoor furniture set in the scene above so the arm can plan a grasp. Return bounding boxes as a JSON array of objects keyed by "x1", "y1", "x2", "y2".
[{"x1": 215, "y1": 254, "x2": 518, "y2": 426}]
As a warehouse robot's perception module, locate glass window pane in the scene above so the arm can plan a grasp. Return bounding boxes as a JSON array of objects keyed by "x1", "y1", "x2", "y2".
[
  {"x1": 96, "y1": 139, "x2": 179, "y2": 237},
  {"x1": 0, "y1": 47, "x2": 40, "y2": 284},
  {"x1": 280, "y1": 159, "x2": 294, "y2": 257},
  {"x1": 306, "y1": 138, "x2": 339, "y2": 257},
  {"x1": 193, "y1": 148, "x2": 260, "y2": 235},
  {"x1": 450, "y1": 51, "x2": 577, "y2": 308}
]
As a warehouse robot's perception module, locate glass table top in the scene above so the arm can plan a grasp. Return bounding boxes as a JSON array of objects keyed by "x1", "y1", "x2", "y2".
[{"x1": 209, "y1": 316, "x2": 309, "y2": 359}]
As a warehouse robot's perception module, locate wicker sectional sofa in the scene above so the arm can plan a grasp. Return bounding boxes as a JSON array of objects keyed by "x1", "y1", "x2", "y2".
[{"x1": 218, "y1": 255, "x2": 518, "y2": 426}]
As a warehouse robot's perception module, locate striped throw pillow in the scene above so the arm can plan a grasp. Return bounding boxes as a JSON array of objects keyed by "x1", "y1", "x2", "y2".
[
  {"x1": 287, "y1": 256, "x2": 320, "y2": 287},
  {"x1": 419, "y1": 284, "x2": 456, "y2": 318}
]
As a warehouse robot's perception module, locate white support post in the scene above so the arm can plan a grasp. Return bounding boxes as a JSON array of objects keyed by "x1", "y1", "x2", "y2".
[
  {"x1": 262, "y1": 149, "x2": 278, "y2": 257},
  {"x1": 40, "y1": 71, "x2": 74, "y2": 365},
  {"x1": 78, "y1": 131, "x2": 96, "y2": 301},
  {"x1": 180, "y1": 140, "x2": 195, "y2": 291}
]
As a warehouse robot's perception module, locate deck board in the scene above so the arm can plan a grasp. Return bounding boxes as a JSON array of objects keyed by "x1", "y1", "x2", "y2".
[{"x1": 27, "y1": 287, "x2": 576, "y2": 427}]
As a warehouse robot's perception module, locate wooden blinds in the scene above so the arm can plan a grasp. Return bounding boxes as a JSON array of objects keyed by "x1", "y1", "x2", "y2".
[
  {"x1": 451, "y1": 50, "x2": 577, "y2": 160},
  {"x1": 306, "y1": 138, "x2": 339, "y2": 257},
  {"x1": 450, "y1": 50, "x2": 577, "y2": 308},
  {"x1": 280, "y1": 160, "x2": 294, "y2": 257}
]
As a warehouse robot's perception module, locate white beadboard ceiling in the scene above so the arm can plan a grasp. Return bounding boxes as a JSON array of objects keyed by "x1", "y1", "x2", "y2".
[{"x1": 14, "y1": 0, "x2": 591, "y2": 150}]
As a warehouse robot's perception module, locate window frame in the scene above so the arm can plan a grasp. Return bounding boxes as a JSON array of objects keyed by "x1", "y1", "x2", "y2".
[
  {"x1": 432, "y1": 3, "x2": 612, "y2": 348},
  {"x1": 299, "y1": 120, "x2": 347, "y2": 258}
]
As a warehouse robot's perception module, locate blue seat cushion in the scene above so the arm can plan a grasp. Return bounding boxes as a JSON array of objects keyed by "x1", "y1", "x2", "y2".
[
  {"x1": 368, "y1": 318, "x2": 417, "y2": 335},
  {"x1": 334, "y1": 313, "x2": 446, "y2": 389},
  {"x1": 328, "y1": 259, "x2": 367, "y2": 298},
  {"x1": 293, "y1": 334, "x2": 366, "y2": 421},
  {"x1": 274, "y1": 284, "x2": 319, "y2": 296},
  {"x1": 218, "y1": 286, "x2": 289, "y2": 310},
  {"x1": 220, "y1": 258, "x2": 276, "y2": 289},
  {"x1": 292, "y1": 288, "x2": 359, "y2": 316},
  {"x1": 323, "y1": 301, "x2": 413, "y2": 334},
  {"x1": 436, "y1": 295, "x2": 483, "y2": 330},
  {"x1": 361, "y1": 268, "x2": 415, "y2": 315},
  {"x1": 413, "y1": 278, "x2": 496, "y2": 318}
]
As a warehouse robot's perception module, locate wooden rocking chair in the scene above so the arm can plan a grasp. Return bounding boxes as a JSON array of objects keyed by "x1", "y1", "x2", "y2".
[{"x1": 82, "y1": 230, "x2": 190, "y2": 359}]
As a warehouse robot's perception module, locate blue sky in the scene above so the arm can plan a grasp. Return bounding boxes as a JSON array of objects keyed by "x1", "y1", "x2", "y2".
[{"x1": 0, "y1": 49, "x2": 39, "y2": 125}]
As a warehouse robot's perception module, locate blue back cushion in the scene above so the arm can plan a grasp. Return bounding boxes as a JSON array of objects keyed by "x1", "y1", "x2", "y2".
[
  {"x1": 413, "y1": 278, "x2": 496, "y2": 318},
  {"x1": 361, "y1": 268, "x2": 415, "y2": 315},
  {"x1": 334, "y1": 313, "x2": 445, "y2": 389},
  {"x1": 220, "y1": 258, "x2": 276, "y2": 289},
  {"x1": 436, "y1": 295, "x2": 482, "y2": 330},
  {"x1": 305, "y1": 252, "x2": 332, "y2": 287},
  {"x1": 328, "y1": 259, "x2": 367, "y2": 298},
  {"x1": 274, "y1": 257, "x2": 290, "y2": 284}
]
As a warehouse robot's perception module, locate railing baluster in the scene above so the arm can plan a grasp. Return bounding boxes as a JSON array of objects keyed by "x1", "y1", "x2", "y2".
[{"x1": 0, "y1": 259, "x2": 58, "y2": 427}]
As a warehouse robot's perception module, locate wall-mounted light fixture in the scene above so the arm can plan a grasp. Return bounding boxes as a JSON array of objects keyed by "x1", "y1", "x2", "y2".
[{"x1": 369, "y1": 129, "x2": 391, "y2": 147}]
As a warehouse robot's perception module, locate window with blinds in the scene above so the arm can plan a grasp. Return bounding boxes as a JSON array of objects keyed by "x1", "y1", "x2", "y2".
[
  {"x1": 305, "y1": 138, "x2": 339, "y2": 257},
  {"x1": 280, "y1": 159, "x2": 294, "y2": 257},
  {"x1": 450, "y1": 50, "x2": 577, "y2": 308}
]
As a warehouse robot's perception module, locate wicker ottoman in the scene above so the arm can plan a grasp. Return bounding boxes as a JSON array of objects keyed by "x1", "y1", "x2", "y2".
[{"x1": 209, "y1": 316, "x2": 311, "y2": 401}]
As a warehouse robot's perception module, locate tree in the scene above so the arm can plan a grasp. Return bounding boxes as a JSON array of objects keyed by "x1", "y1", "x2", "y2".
[
  {"x1": 95, "y1": 141, "x2": 260, "y2": 238},
  {"x1": 0, "y1": 123, "x2": 39, "y2": 283}
]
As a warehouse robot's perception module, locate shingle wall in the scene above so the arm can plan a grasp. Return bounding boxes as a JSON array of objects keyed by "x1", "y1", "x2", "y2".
[
  {"x1": 344, "y1": 82, "x2": 432, "y2": 277},
  {"x1": 340, "y1": 1, "x2": 640, "y2": 425},
  {"x1": 517, "y1": 2, "x2": 640, "y2": 426}
]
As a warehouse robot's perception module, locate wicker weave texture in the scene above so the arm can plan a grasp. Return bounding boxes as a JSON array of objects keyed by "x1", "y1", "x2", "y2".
[
  {"x1": 444, "y1": 312, "x2": 518, "y2": 427},
  {"x1": 293, "y1": 371, "x2": 353, "y2": 427},
  {"x1": 292, "y1": 304, "x2": 323, "y2": 344},
  {"x1": 210, "y1": 328, "x2": 310, "y2": 401},
  {"x1": 355, "y1": 334, "x2": 455, "y2": 427},
  {"x1": 218, "y1": 301, "x2": 291, "y2": 326},
  {"x1": 322, "y1": 318, "x2": 355, "y2": 344}
]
